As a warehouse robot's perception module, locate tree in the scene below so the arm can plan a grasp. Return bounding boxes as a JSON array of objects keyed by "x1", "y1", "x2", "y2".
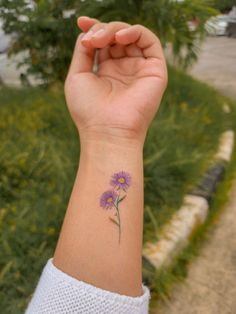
[
  {"x1": 0, "y1": 0, "x2": 81, "y2": 84},
  {"x1": 0, "y1": 0, "x2": 217, "y2": 84},
  {"x1": 213, "y1": 0, "x2": 236, "y2": 12}
]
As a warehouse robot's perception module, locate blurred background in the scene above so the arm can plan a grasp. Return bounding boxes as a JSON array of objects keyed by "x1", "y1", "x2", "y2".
[{"x1": 0, "y1": 0, "x2": 236, "y2": 313}]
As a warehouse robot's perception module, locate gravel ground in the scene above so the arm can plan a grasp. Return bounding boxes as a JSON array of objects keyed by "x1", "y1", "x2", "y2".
[{"x1": 157, "y1": 36, "x2": 236, "y2": 314}]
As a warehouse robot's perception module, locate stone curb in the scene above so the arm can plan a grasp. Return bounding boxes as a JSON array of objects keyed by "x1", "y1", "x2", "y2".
[{"x1": 143, "y1": 129, "x2": 235, "y2": 270}]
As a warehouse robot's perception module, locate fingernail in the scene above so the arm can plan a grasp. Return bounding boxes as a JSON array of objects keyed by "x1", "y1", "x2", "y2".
[
  {"x1": 92, "y1": 28, "x2": 105, "y2": 38},
  {"x1": 82, "y1": 30, "x2": 94, "y2": 41},
  {"x1": 116, "y1": 28, "x2": 129, "y2": 36}
]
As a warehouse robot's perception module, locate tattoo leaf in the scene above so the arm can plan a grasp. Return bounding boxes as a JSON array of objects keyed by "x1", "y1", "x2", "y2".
[
  {"x1": 118, "y1": 195, "x2": 126, "y2": 203},
  {"x1": 109, "y1": 217, "x2": 120, "y2": 227},
  {"x1": 114, "y1": 197, "x2": 119, "y2": 208}
]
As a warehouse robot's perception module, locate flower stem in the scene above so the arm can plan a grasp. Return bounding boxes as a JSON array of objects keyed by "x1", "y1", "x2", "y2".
[{"x1": 113, "y1": 203, "x2": 121, "y2": 244}]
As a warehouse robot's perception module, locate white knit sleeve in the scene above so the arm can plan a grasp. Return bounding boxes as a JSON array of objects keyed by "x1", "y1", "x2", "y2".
[{"x1": 25, "y1": 259, "x2": 150, "y2": 314}]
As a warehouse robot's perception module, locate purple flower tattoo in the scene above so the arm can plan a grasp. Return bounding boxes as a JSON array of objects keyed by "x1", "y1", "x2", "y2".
[
  {"x1": 100, "y1": 190, "x2": 118, "y2": 209},
  {"x1": 100, "y1": 171, "x2": 131, "y2": 244},
  {"x1": 110, "y1": 171, "x2": 131, "y2": 191}
]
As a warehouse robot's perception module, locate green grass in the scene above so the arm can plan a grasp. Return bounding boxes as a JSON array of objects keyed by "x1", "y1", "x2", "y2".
[
  {"x1": 143, "y1": 66, "x2": 233, "y2": 242},
  {"x1": 0, "y1": 67, "x2": 234, "y2": 312},
  {"x1": 148, "y1": 98, "x2": 236, "y2": 312},
  {"x1": 148, "y1": 134, "x2": 236, "y2": 313}
]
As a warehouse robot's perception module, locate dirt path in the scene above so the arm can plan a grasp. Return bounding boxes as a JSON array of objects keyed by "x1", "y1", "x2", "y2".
[
  {"x1": 157, "y1": 182, "x2": 236, "y2": 314},
  {"x1": 156, "y1": 37, "x2": 236, "y2": 314}
]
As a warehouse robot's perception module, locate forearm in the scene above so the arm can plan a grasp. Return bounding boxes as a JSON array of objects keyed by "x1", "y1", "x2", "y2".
[
  {"x1": 25, "y1": 17, "x2": 168, "y2": 314},
  {"x1": 53, "y1": 136, "x2": 144, "y2": 296}
]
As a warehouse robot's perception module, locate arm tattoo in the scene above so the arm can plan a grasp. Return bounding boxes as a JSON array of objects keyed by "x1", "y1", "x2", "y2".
[{"x1": 100, "y1": 171, "x2": 131, "y2": 244}]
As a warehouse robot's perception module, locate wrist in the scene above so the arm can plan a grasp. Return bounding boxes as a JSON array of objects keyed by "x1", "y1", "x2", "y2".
[
  {"x1": 80, "y1": 138, "x2": 143, "y2": 166},
  {"x1": 79, "y1": 126, "x2": 146, "y2": 152},
  {"x1": 79, "y1": 124, "x2": 146, "y2": 148},
  {"x1": 78, "y1": 132, "x2": 143, "y2": 180}
]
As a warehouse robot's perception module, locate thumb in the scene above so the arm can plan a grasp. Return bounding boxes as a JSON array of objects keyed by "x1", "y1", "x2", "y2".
[{"x1": 68, "y1": 33, "x2": 95, "y2": 75}]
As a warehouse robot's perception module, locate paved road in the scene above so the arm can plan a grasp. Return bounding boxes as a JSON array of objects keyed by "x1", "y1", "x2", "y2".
[
  {"x1": 157, "y1": 36, "x2": 236, "y2": 314},
  {"x1": 189, "y1": 36, "x2": 236, "y2": 99}
]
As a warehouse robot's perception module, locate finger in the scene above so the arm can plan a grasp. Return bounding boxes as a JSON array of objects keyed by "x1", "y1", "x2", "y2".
[
  {"x1": 68, "y1": 33, "x2": 95, "y2": 75},
  {"x1": 125, "y1": 44, "x2": 143, "y2": 57},
  {"x1": 82, "y1": 21, "x2": 130, "y2": 49},
  {"x1": 98, "y1": 46, "x2": 111, "y2": 63},
  {"x1": 81, "y1": 22, "x2": 107, "y2": 48},
  {"x1": 115, "y1": 25, "x2": 165, "y2": 60},
  {"x1": 77, "y1": 16, "x2": 99, "y2": 33},
  {"x1": 109, "y1": 44, "x2": 126, "y2": 59}
]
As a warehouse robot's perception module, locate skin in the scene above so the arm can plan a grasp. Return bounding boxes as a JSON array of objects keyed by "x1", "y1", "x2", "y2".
[{"x1": 53, "y1": 16, "x2": 167, "y2": 297}]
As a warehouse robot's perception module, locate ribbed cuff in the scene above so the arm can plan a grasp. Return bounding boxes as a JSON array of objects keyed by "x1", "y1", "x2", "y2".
[{"x1": 25, "y1": 258, "x2": 150, "y2": 314}]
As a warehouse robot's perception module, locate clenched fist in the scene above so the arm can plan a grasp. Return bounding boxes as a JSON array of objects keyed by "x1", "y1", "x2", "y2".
[{"x1": 65, "y1": 16, "x2": 168, "y2": 145}]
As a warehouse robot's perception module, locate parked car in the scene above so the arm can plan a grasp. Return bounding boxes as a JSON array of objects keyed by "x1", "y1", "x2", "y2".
[
  {"x1": 205, "y1": 15, "x2": 230, "y2": 36},
  {"x1": 227, "y1": 6, "x2": 236, "y2": 37},
  {"x1": 227, "y1": 21, "x2": 236, "y2": 37}
]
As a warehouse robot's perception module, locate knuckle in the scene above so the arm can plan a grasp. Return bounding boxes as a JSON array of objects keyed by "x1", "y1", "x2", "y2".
[
  {"x1": 91, "y1": 23, "x2": 106, "y2": 32},
  {"x1": 155, "y1": 36, "x2": 162, "y2": 46},
  {"x1": 91, "y1": 17, "x2": 100, "y2": 24},
  {"x1": 133, "y1": 24, "x2": 143, "y2": 30},
  {"x1": 108, "y1": 21, "x2": 130, "y2": 28}
]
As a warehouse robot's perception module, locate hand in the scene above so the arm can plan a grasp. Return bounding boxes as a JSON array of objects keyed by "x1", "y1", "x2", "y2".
[{"x1": 65, "y1": 16, "x2": 168, "y2": 146}]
